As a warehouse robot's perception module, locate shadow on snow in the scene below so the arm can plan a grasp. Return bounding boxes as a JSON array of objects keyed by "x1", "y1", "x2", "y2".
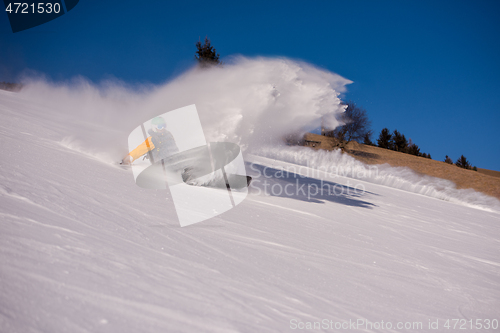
[{"x1": 246, "y1": 163, "x2": 378, "y2": 209}]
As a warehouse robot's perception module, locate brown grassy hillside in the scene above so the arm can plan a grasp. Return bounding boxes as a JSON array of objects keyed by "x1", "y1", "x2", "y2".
[{"x1": 303, "y1": 133, "x2": 500, "y2": 200}]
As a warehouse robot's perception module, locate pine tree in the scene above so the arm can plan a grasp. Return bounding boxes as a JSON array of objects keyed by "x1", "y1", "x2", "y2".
[
  {"x1": 363, "y1": 131, "x2": 374, "y2": 145},
  {"x1": 0, "y1": 82, "x2": 23, "y2": 92},
  {"x1": 392, "y1": 130, "x2": 408, "y2": 152},
  {"x1": 377, "y1": 128, "x2": 392, "y2": 149},
  {"x1": 444, "y1": 155, "x2": 453, "y2": 164},
  {"x1": 455, "y1": 155, "x2": 471, "y2": 169},
  {"x1": 195, "y1": 37, "x2": 222, "y2": 68},
  {"x1": 407, "y1": 138, "x2": 421, "y2": 156}
]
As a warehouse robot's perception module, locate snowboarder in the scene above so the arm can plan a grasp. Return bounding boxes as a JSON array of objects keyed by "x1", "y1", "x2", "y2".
[{"x1": 122, "y1": 116, "x2": 179, "y2": 165}]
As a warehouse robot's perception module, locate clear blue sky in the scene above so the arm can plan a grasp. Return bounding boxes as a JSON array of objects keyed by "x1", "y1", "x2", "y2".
[{"x1": 1, "y1": 0, "x2": 499, "y2": 170}]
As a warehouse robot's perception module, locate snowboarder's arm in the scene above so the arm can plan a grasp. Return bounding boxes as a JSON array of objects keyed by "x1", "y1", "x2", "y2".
[{"x1": 127, "y1": 137, "x2": 155, "y2": 162}]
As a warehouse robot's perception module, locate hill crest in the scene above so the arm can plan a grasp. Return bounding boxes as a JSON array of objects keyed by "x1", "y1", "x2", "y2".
[{"x1": 303, "y1": 133, "x2": 500, "y2": 200}]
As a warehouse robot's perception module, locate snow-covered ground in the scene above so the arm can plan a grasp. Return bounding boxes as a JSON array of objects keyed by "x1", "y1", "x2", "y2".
[{"x1": 1, "y1": 87, "x2": 500, "y2": 333}]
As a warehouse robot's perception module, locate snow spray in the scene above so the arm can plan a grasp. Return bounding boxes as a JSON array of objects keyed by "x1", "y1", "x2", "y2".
[{"x1": 16, "y1": 56, "x2": 500, "y2": 212}]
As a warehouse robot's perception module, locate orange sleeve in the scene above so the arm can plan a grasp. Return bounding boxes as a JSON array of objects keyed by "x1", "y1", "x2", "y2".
[{"x1": 128, "y1": 137, "x2": 155, "y2": 161}]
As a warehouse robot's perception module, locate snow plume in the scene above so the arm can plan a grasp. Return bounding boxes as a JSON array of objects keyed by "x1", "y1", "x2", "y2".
[
  {"x1": 257, "y1": 146, "x2": 500, "y2": 212},
  {"x1": 18, "y1": 57, "x2": 350, "y2": 161},
  {"x1": 15, "y1": 57, "x2": 499, "y2": 211}
]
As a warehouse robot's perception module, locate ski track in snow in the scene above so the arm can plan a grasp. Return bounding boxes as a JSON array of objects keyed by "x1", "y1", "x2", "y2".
[{"x1": 1, "y1": 89, "x2": 500, "y2": 332}]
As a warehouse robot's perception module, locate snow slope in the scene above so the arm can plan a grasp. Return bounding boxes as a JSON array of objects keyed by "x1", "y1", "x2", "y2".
[{"x1": 1, "y1": 88, "x2": 500, "y2": 333}]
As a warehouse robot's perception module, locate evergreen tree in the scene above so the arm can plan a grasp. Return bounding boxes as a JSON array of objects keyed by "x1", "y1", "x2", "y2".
[
  {"x1": 195, "y1": 37, "x2": 222, "y2": 68},
  {"x1": 392, "y1": 130, "x2": 408, "y2": 152},
  {"x1": 455, "y1": 155, "x2": 471, "y2": 169},
  {"x1": 377, "y1": 128, "x2": 392, "y2": 149},
  {"x1": 408, "y1": 145, "x2": 420, "y2": 155},
  {"x1": 0, "y1": 82, "x2": 23, "y2": 92},
  {"x1": 407, "y1": 138, "x2": 421, "y2": 156},
  {"x1": 444, "y1": 155, "x2": 453, "y2": 164},
  {"x1": 363, "y1": 131, "x2": 374, "y2": 145}
]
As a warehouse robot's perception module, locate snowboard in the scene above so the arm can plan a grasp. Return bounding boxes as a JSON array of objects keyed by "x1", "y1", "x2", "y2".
[{"x1": 181, "y1": 167, "x2": 252, "y2": 190}]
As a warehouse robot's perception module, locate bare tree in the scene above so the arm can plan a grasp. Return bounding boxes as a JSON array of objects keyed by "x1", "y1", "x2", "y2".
[{"x1": 330, "y1": 101, "x2": 371, "y2": 142}]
